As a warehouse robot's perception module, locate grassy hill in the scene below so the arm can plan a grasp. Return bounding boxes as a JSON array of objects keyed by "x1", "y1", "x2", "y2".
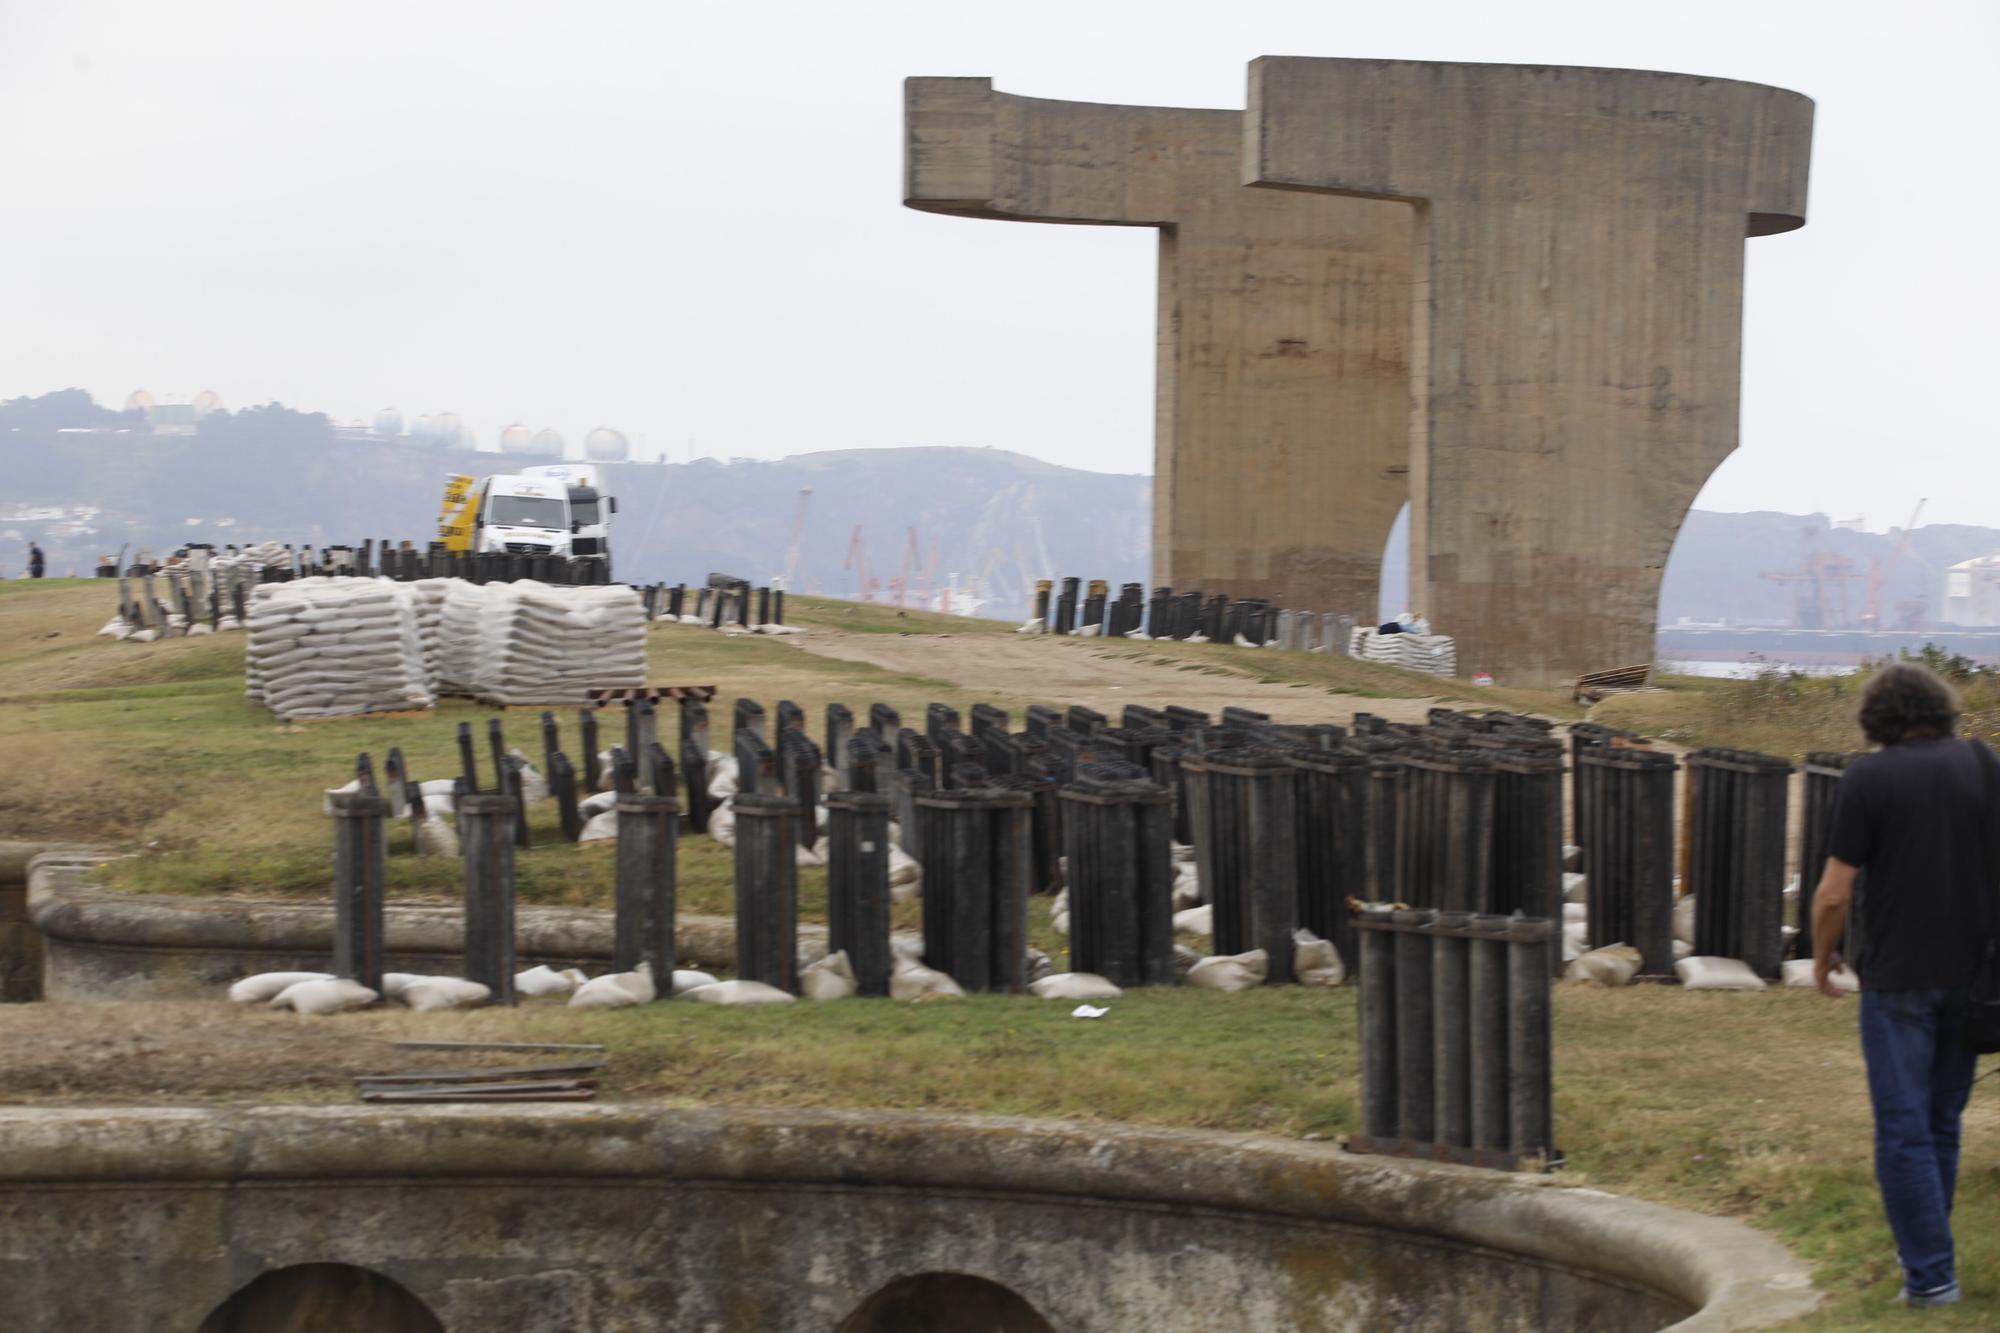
[{"x1": 1, "y1": 579, "x2": 1996, "y2": 1328}]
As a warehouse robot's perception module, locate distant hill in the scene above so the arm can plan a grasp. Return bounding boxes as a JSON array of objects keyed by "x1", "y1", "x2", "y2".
[{"x1": 5, "y1": 390, "x2": 1995, "y2": 626}]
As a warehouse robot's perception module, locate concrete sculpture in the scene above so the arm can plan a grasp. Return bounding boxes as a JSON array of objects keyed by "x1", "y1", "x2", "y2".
[
  {"x1": 905, "y1": 77, "x2": 1411, "y2": 620},
  {"x1": 1247, "y1": 58, "x2": 1813, "y2": 681}
]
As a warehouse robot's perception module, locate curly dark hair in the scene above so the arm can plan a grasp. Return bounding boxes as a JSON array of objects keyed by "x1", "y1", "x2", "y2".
[{"x1": 1858, "y1": 663, "x2": 1961, "y2": 745}]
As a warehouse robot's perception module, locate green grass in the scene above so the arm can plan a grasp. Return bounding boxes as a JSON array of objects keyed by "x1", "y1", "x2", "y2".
[
  {"x1": 783, "y1": 594, "x2": 1014, "y2": 637},
  {"x1": 1599, "y1": 652, "x2": 2000, "y2": 760},
  {"x1": 1086, "y1": 633, "x2": 1584, "y2": 719}
]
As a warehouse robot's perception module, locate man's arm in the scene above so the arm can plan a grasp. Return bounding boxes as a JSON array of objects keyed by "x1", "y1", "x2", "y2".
[{"x1": 1811, "y1": 857, "x2": 1858, "y2": 999}]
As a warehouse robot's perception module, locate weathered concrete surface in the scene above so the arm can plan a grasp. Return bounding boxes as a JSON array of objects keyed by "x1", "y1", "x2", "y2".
[
  {"x1": 1246, "y1": 58, "x2": 1813, "y2": 684},
  {"x1": 27, "y1": 853, "x2": 816, "y2": 1000},
  {"x1": 0, "y1": 1105, "x2": 1818, "y2": 1331},
  {"x1": 906, "y1": 76, "x2": 1411, "y2": 618},
  {"x1": 0, "y1": 841, "x2": 81, "y2": 1003}
]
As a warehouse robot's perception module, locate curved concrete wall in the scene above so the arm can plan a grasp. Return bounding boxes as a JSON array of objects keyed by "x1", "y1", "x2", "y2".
[
  {"x1": 0, "y1": 842, "x2": 88, "y2": 1002},
  {"x1": 26, "y1": 854, "x2": 806, "y2": 999},
  {"x1": 0, "y1": 1106, "x2": 1815, "y2": 1331}
]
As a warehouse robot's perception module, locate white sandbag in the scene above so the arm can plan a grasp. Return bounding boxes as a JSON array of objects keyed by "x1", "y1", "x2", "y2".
[
  {"x1": 795, "y1": 839, "x2": 826, "y2": 868},
  {"x1": 320, "y1": 778, "x2": 361, "y2": 815},
  {"x1": 400, "y1": 977, "x2": 492, "y2": 1012},
  {"x1": 708, "y1": 800, "x2": 737, "y2": 846},
  {"x1": 1052, "y1": 910, "x2": 1070, "y2": 937},
  {"x1": 377, "y1": 972, "x2": 423, "y2": 1000},
  {"x1": 578, "y1": 809, "x2": 619, "y2": 843},
  {"x1": 1566, "y1": 943, "x2": 1643, "y2": 987},
  {"x1": 268, "y1": 977, "x2": 379, "y2": 1014},
  {"x1": 889, "y1": 960, "x2": 965, "y2": 1001},
  {"x1": 1186, "y1": 949, "x2": 1268, "y2": 992},
  {"x1": 888, "y1": 846, "x2": 921, "y2": 888},
  {"x1": 509, "y1": 749, "x2": 550, "y2": 802},
  {"x1": 515, "y1": 964, "x2": 584, "y2": 997},
  {"x1": 801, "y1": 950, "x2": 858, "y2": 1001},
  {"x1": 228, "y1": 970, "x2": 332, "y2": 1004},
  {"x1": 889, "y1": 934, "x2": 924, "y2": 964},
  {"x1": 1780, "y1": 958, "x2": 1859, "y2": 992},
  {"x1": 1172, "y1": 864, "x2": 1203, "y2": 910},
  {"x1": 1173, "y1": 904, "x2": 1214, "y2": 937},
  {"x1": 1563, "y1": 872, "x2": 1588, "y2": 903},
  {"x1": 1563, "y1": 902, "x2": 1588, "y2": 924},
  {"x1": 1673, "y1": 893, "x2": 1696, "y2": 946},
  {"x1": 569, "y1": 961, "x2": 656, "y2": 1008},
  {"x1": 1563, "y1": 843, "x2": 1582, "y2": 872},
  {"x1": 578, "y1": 790, "x2": 618, "y2": 819},
  {"x1": 672, "y1": 968, "x2": 720, "y2": 995},
  {"x1": 685, "y1": 979, "x2": 797, "y2": 1006},
  {"x1": 1674, "y1": 956, "x2": 1768, "y2": 991},
  {"x1": 706, "y1": 756, "x2": 741, "y2": 801},
  {"x1": 416, "y1": 813, "x2": 460, "y2": 857},
  {"x1": 1029, "y1": 972, "x2": 1123, "y2": 1001},
  {"x1": 1673, "y1": 938, "x2": 1692, "y2": 962},
  {"x1": 1294, "y1": 930, "x2": 1346, "y2": 987}
]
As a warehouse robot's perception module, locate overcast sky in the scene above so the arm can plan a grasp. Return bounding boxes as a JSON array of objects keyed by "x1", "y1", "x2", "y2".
[{"x1": 1, "y1": 0, "x2": 1994, "y2": 529}]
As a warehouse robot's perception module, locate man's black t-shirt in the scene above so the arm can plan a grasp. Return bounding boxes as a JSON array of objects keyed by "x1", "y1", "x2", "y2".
[{"x1": 1826, "y1": 735, "x2": 1993, "y2": 991}]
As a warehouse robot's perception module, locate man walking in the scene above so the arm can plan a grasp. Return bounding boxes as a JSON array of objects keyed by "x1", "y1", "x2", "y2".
[
  {"x1": 27, "y1": 542, "x2": 45, "y2": 579},
  {"x1": 1812, "y1": 662, "x2": 1991, "y2": 1308}
]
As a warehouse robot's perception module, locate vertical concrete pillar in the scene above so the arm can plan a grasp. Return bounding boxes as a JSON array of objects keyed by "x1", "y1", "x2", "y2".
[
  {"x1": 1247, "y1": 57, "x2": 1813, "y2": 683},
  {"x1": 905, "y1": 76, "x2": 1410, "y2": 617}
]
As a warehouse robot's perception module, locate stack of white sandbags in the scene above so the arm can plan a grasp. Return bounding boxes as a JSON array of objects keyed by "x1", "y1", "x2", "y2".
[
  {"x1": 404, "y1": 577, "x2": 453, "y2": 691},
  {"x1": 1349, "y1": 627, "x2": 1458, "y2": 677},
  {"x1": 434, "y1": 579, "x2": 490, "y2": 697},
  {"x1": 245, "y1": 576, "x2": 433, "y2": 720},
  {"x1": 465, "y1": 580, "x2": 647, "y2": 706}
]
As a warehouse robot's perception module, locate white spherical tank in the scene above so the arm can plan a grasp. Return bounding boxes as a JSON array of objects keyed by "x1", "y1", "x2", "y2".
[
  {"x1": 499, "y1": 423, "x2": 536, "y2": 454},
  {"x1": 192, "y1": 389, "x2": 225, "y2": 418},
  {"x1": 124, "y1": 389, "x2": 156, "y2": 412},
  {"x1": 374, "y1": 407, "x2": 405, "y2": 437},
  {"x1": 431, "y1": 411, "x2": 465, "y2": 448},
  {"x1": 583, "y1": 426, "x2": 630, "y2": 462},
  {"x1": 531, "y1": 428, "x2": 564, "y2": 455},
  {"x1": 411, "y1": 414, "x2": 437, "y2": 440}
]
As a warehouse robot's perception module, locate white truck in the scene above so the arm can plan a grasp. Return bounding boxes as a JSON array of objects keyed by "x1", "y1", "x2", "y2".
[
  {"x1": 441, "y1": 465, "x2": 618, "y2": 572},
  {"x1": 518, "y1": 464, "x2": 616, "y2": 564}
]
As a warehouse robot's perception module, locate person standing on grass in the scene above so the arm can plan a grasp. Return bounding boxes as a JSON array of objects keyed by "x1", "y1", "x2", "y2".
[
  {"x1": 27, "y1": 542, "x2": 45, "y2": 578},
  {"x1": 1812, "y1": 662, "x2": 1993, "y2": 1309}
]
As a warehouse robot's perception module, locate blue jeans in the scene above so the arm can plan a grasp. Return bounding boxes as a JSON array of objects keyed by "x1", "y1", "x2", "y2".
[{"x1": 1859, "y1": 987, "x2": 1978, "y2": 1295}]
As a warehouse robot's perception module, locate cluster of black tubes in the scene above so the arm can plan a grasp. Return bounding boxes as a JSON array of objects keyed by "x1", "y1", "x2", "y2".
[
  {"x1": 322, "y1": 698, "x2": 1829, "y2": 1173},
  {"x1": 1037, "y1": 577, "x2": 1352, "y2": 647}
]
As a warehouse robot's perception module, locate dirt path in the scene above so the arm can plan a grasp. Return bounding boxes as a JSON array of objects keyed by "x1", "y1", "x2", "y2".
[{"x1": 787, "y1": 631, "x2": 1446, "y2": 726}]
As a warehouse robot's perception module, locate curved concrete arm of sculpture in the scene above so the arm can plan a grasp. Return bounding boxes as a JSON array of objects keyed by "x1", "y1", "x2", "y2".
[
  {"x1": 1244, "y1": 57, "x2": 1811, "y2": 237},
  {"x1": 906, "y1": 76, "x2": 1223, "y2": 226}
]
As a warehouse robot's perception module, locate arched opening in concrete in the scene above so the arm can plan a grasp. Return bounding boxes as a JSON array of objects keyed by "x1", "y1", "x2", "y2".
[
  {"x1": 1378, "y1": 500, "x2": 1411, "y2": 624},
  {"x1": 836, "y1": 1271, "x2": 1055, "y2": 1333},
  {"x1": 196, "y1": 1262, "x2": 444, "y2": 1333}
]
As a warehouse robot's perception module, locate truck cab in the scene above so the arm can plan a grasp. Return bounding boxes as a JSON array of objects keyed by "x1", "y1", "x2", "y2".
[
  {"x1": 473, "y1": 474, "x2": 574, "y2": 558},
  {"x1": 519, "y1": 463, "x2": 616, "y2": 571}
]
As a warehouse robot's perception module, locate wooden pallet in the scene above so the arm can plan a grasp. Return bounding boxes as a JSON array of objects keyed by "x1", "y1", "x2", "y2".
[
  {"x1": 1573, "y1": 663, "x2": 1651, "y2": 703},
  {"x1": 586, "y1": 685, "x2": 718, "y2": 706}
]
